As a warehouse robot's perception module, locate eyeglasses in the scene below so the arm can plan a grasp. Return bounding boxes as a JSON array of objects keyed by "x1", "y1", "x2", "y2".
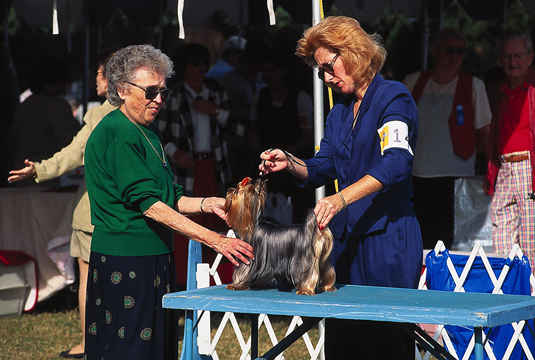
[
  {"x1": 499, "y1": 52, "x2": 528, "y2": 62},
  {"x1": 317, "y1": 53, "x2": 340, "y2": 80},
  {"x1": 189, "y1": 56, "x2": 210, "y2": 67},
  {"x1": 441, "y1": 46, "x2": 467, "y2": 55},
  {"x1": 125, "y1": 81, "x2": 173, "y2": 102}
]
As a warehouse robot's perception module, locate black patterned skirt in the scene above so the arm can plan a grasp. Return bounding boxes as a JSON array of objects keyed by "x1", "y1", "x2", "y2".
[{"x1": 85, "y1": 251, "x2": 179, "y2": 360}]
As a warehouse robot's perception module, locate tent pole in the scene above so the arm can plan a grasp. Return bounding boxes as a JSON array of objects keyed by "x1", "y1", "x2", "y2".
[{"x1": 313, "y1": 0, "x2": 325, "y2": 204}]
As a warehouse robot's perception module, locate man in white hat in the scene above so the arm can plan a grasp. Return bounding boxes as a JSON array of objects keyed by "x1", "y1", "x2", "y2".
[{"x1": 207, "y1": 35, "x2": 247, "y2": 84}]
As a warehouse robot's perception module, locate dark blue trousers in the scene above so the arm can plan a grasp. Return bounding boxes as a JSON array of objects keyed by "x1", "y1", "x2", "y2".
[{"x1": 325, "y1": 213, "x2": 423, "y2": 359}]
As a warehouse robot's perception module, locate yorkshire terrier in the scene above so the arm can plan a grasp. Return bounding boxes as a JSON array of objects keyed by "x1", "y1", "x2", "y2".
[{"x1": 224, "y1": 177, "x2": 336, "y2": 295}]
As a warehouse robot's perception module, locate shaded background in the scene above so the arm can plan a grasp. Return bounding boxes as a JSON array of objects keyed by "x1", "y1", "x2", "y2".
[{"x1": 3, "y1": 0, "x2": 535, "y2": 102}]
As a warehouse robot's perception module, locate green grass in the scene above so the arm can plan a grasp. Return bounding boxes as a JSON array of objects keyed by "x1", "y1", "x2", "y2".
[
  {"x1": 0, "y1": 310, "x2": 81, "y2": 360},
  {"x1": 0, "y1": 309, "x2": 319, "y2": 360}
]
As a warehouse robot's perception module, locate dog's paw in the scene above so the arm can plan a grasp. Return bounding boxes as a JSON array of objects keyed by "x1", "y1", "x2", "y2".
[
  {"x1": 296, "y1": 288, "x2": 316, "y2": 296},
  {"x1": 226, "y1": 283, "x2": 250, "y2": 291},
  {"x1": 323, "y1": 285, "x2": 337, "y2": 292}
]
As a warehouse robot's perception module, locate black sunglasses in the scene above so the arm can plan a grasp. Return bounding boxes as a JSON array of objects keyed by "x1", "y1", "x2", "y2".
[
  {"x1": 189, "y1": 55, "x2": 210, "y2": 67},
  {"x1": 125, "y1": 81, "x2": 173, "y2": 102},
  {"x1": 442, "y1": 46, "x2": 466, "y2": 55},
  {"x1": 317, "y1": 53, "x2": 340, "y2": 80}
]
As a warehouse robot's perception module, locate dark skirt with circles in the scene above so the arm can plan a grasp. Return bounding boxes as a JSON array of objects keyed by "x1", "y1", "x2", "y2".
[{"x1": 85, "y1": 251, "x2": 179, "y2": 360}]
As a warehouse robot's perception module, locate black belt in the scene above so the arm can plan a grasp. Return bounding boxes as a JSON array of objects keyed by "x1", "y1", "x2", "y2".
[
  {"x1": 195, "y1": 152, "x2": 213, "y2": 159},
  {"x1": 501, "y1": 153, "x2": 529, "y2": 163}
]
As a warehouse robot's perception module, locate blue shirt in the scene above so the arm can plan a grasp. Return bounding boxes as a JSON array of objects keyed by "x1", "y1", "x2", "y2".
[{"x1": 302, "y1": 75, "x2": 418, "y2": 239}]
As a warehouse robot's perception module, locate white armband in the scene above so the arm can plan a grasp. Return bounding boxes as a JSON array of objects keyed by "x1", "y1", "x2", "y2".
[{"x1": 377, "y1": 121, "x2": 414, "y2": 156}]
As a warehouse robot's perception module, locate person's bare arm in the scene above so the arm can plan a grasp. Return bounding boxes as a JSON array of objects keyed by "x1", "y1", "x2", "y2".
[
  {"x1": 314, "y1": 175, "x2": 384, "y2": 229},
  {"x1": 8, "y1": 159, "x2": 36, "y2": 183},
  {"x1": 144, "y1": 200, "x2": 253, "y2": 266}
]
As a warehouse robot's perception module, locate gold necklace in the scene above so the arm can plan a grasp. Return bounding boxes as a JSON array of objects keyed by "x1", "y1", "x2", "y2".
[{"x1": 124, "y1": 113, "x2": 168, "y2": 167}]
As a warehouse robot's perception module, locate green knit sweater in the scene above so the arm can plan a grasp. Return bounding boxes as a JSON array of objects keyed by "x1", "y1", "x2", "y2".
[{"x1": 85, "y1": 109, "x2": 183, "y2": 256}]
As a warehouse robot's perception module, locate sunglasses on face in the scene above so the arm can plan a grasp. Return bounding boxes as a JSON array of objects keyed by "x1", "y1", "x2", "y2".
[
  {"x1": 317, "y1": 53, "x2": 340, "y2": 80},
  {"x1": 189, "y1": 56, "x2": 210, "y2": 67},
  {"x1": 441, "y1": 46, "x2": 467, "y2": 55},
  {"x1": 125, "y1": 81, "x2": 173, "y2": 102}
]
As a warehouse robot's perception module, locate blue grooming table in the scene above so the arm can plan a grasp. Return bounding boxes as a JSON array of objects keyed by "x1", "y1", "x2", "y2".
[{"x1": 163, "y1": 284, "x2": 535, "y2": 360}]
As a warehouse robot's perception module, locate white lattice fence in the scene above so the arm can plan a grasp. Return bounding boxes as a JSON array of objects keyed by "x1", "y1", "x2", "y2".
[{"x1": 416, "y1": 241, "x2": 535, "y2": 360}]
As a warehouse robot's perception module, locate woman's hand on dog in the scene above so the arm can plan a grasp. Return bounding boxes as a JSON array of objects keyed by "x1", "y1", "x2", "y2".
[
  {"x1": 314, "y1": 194, "x2": 343, "y2": 230},
  {"x1": 208, "y1": 198, "x2": 254, "y2": 266},
  {"x1": 208, "y1": 198, "x2": 232, "y2": 227},
  {"x1": 211, "y1": 234, "x2": 254, "y2": 267}
]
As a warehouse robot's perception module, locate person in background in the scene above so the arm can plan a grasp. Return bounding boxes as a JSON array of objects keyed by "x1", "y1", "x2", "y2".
[
  {"x1": 250, "y1": 47, "x2": 315, "y2": 222},
  {"x1": 220, "y1": 34, "x2": 271, "y2": 183},
  {"x1": 7, "y1": 51, "x2": 116, "y2": 359},
  {"x1": 403, "y1": 27, "x2": 492, "y2": 250},
  {"x1": 260, "y1": 16, "x2": 422, "y2": 359},
  {"x1": 158, "y1": 43, "x2": 241, "y2": 285},
  {"x1": 10, "y1": 57, "x2": 81, "y2": 187},
  {"x1": 206, "y1": 35, "x2": 247, "y2": 84},
  {"x1": 84, "y1": 44, "x2": 253, "y2": 359},
  {"x1": 486, "y1": 31, "x2": 535, "y2": 270}
]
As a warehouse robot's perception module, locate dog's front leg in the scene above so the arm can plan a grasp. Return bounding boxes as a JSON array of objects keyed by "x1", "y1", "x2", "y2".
[
  {"x1": 295, "y1": 260, "x2": 320, "y2": 295},
  {"x1": 226, "y1": 263, "x2": 252, "y2": 291},
  {"x1": 318, "y1": 260, "x2": 337, "y2": 293}
]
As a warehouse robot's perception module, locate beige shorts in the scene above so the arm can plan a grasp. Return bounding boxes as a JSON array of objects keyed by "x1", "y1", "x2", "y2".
[{"x1": 70, "y1": 229, "x2": 92, "y2": 263}]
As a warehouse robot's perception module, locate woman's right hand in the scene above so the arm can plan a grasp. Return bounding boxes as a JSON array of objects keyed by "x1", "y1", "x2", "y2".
[
  {"x1": 259, "y1": 149, "x2": 289, "y2": 174},
  {"x1": 210, "y1": 234, "x2": 254, "y2": 267},
  {"x1": 8, "y1": 159, "x2": 37, "y2": 183}
]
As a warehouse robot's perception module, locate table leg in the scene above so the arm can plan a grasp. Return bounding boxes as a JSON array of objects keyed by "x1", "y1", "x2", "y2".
[
  {"x1": 474, "y1": 327, "x2": 483, "y2": 360},
  {"x1": 183, "y1": 309, "x2": 194, "y2": 360},
  {"x1": 258, "y1": 317, "x2": 321, "y2": 360},
  {"x1": 250, "y1": 314, "x2": 259, "y2": 359},
  {"x1": 400, "y1": 323, "x2": 455, "y2": 360}
]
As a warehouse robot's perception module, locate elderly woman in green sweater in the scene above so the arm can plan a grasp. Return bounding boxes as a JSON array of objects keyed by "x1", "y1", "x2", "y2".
[{"x1": 83, "y1": 44, "x2": 253, "y2": 360}]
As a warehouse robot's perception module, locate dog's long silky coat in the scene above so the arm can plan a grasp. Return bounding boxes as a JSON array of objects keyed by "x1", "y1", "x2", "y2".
[{"x1": 224, "y1": 177, "x2": 336, "y2": 295}]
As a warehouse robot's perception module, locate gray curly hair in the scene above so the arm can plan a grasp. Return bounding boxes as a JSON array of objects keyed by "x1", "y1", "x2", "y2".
[
  {"x1": 106, "y1": 44, "x2": 174, "y2": 106},
  {"x1": 496, "y1": 30, "x2": 533, "y2": 56}
]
